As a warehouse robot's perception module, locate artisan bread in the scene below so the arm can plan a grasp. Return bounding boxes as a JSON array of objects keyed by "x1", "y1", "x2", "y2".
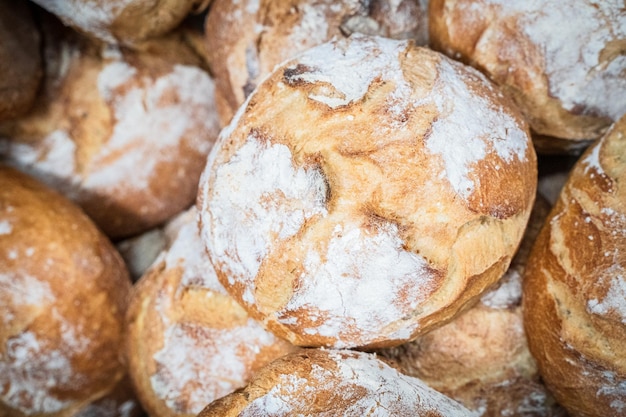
[
  {"x1": 198, "y1": 34, "x2": 537, "y2": 349},
  {"x1": 429, "y1": 0, "x2": 626, "y2": 152},
  {"x1": 0, "y1": 165, "x2": 132, "y2": 417},
  {"x1": 523, "y1": 116, "x2": 626, "y2": 417},
  {"x1": 377, "y1": 196, "x2": 567, "y2": 416},
  {"x1": 0, "y1": 0, "x2": 42, "y2": 121},
  {"x1": 30, "y1": 0, "x2": 209, "y2": 46},
  {"x1": 197, "y1": 349, "x2": 475, "y2": 416},
  {"x1": 0, "y1": 19, "x2": 221, "y2": 239},
  {"x1": 205, "y1": 0, "x2": 429, "y2": 124},
  {"x1": 125, "y1": 207, "x2": 295, "y2": 417}
]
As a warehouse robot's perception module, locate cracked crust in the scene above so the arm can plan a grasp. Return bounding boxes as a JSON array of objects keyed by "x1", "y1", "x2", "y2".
[
  {"x1": 204, "y1": 0, "x2": 429, "y2": 125},
  {"x1": 197, "y1": 35, "x2": 537, "y2": 349},
  {"x1": 197, "y1": 349, "x2": 475, "y2": 416},
  {"x1": 523, "y1": 116, "x2": 626, "y2": 417},
  {"x1": 125, "y1": 207, "x2": 296, "y2": 417},
  {"x1": 429, "y1": 0, "x2": 626, "y2": 150},
  {"x1": 376, "y1": 196, "x2": 568, "y2": 417}
]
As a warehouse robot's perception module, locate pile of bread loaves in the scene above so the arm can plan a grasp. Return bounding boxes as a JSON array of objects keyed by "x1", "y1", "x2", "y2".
[{"x1": 0, "y1": 0, "x2": 624, "y2": 416}]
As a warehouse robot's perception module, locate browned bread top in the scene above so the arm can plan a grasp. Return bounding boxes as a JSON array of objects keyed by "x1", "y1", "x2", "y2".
[{"x1": 198, "y1": 34, "x2": 537, "y2": 349}]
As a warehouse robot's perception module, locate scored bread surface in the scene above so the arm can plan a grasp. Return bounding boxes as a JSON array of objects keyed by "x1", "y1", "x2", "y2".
[{"x1": 198, "y1": 34, "x2": 537, "y2": 349}]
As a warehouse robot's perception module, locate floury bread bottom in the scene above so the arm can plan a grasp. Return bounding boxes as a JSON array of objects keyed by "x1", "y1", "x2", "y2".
[{"x1": 197, "y1": 34, "x2": 537, "y2": 350}]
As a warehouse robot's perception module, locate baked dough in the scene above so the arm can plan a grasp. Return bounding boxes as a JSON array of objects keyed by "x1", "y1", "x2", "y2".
[
  {"x1": 0, "y1": 0, "x2": 42, "y2": 121},
  {"x1": 197, "y1": 349, "x2": 475, "y2": 416},
  {"x1": 377, "y1": 197, "x2": 567, "y2": 416},
  {"x1": 429, "y1": 0, "x2": 626, "y2": 151},
  {"x1": 198, "y1": 34, "x2": 537, "y2": 349},
  {"x1": 125, "y1": 207, "x2": 296, "y2": 417},
  {"x1": 0, "y1": 20, "x2": 220, "y2": 239},
  {"x1": 0, "y1": 166, "x2": 132, "y2": 417},
  {"x1": 31, "y1": 0, "x2": 208, "y2": 46},
  {"x1": 523, "y1": 116, "x2": 626, "y2": 416},
  {"x1": 205, "y1": 0, "x2": 429, "y2": 124}
]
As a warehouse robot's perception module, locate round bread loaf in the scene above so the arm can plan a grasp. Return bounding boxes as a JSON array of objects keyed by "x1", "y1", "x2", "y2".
[
  {"x1": 205, "y1": 0, "x2": 429, "y2": 124},
  {"x1": 0, "y1": 0, "x2": 42, "y2": 121},
  {"x1": 0, "y1": 20, "x2": 221, "y2": 239},
  {"x1": 377, "y1": 196, "x2": 567, "y2": 416},
  {"x1": 0, "y1": 166, "x2": 132, "y2": 417},
  {"x1": 126, "y1": 207, "x2": 296, "y2": 417},
  {"x1": 523, "y1": 116, "x2": 626, "y2": 417},
  {"x1": 30, "y1": 0, "x2": 208, "y2": 46},
  {"x1": 429, "y1": 0, "x2": 626, "y2": 152},
  {"x1": 198, "y1": 34, "x2": 537, "y2": 349},
  {"x1": 197, "y1": 349, "x2": 475, "y2": 416}
]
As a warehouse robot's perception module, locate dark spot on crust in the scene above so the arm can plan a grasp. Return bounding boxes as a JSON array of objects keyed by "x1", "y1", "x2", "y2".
[{"x1": 283, "y1": 64, "x2": 316, "y2": 86}]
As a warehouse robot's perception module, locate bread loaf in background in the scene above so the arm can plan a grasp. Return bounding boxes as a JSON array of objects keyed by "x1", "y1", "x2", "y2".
[
  {"x1": 197, "y1": 349, "x2": 475, "y2": 416},
  {"x1": 125, "y1": 207, "x2": 296, "y2": 417},
  {"x1": 523, "y1": 116, "x2": 626, "y2": 417},
  {"x1": 29, "y1": 0, "x2": 211, "y2": 47},
  {"x1": 0, "y1": 15, "x2": 221, "y2": 239},
  {"x1": 0, "y1": 0, "x2": 42, "y2": 122},
  {"x1": 0, "y1": 165, "x2": 133, "y2": 417},
  {"x1": 198, "y1": 34, "x2": 537, "y2": 349},
  {"x1": 429, "y1": 0, "x2": 626, "y2": 152},
  {"x1": 205, "y1": 0, "x2": 429, "y2": 125}
]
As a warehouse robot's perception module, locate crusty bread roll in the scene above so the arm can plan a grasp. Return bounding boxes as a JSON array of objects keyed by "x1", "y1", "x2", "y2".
[
  {"x1": 0, "y1": 0, "x2": 42, "y2": 121},
  {"x1": 125, "y1": 207, "x2": 296, "y2": 417},
  {"x1": 205, "y1": 0, "x2": 429, "y2": 124},
  {"x1": 198, "y1": 34, "x2": 537, "y2": 349},
  {"x1": 377, "y1": 196, "x2": 567, "y2": 416},
  {"x1": 0, "y1": 165, "x2": 132, "y2": 417},
  {"x1": 0, "y1": 19, "x2": 221, "y2": 239},
  {"x1": 30, "y1": 0, "x2": 208, "y2": 46},
  {"x1": 523, "y1": 116, "x2": 626, "y2": 417},
  {"x1": 429, "y1": 0, "x2": 626, "y2": 152},
  {"x1": 197, "y1": 349, "x2": 475, "y2": 416}
]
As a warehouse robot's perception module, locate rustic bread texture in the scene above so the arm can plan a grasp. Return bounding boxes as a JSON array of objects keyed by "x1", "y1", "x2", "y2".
[
  {"x1": 30, "y1": 0, "x2": 207, "y2": 46},
  {"x1": 205, "y1": 0, "x2": 429, "y2": 124},
  {"x1": 0, "y1": 0, "x2": 42, "y2": 121},
  {"x1": 0, "y1": 19, "x2": 220, "y2": 239},
  {"x1": 125, "y1": 207, "x2": 295, "y2": 417},
  {"x1": 198, "y1": 35, "x2": 537, "y2": 349},
  {"x1": 0, "y1": 166, "x2": 132, "y2": 417},
  {"x1": 429, "y1": 0, "x2": 626, "y2": 151},
  {"x1": 197, "y1": 349, "x2": 475, "y2": 416},
  {"x1": 377, "y1": 196, "x2": 567, "y2": 416},
  {"x1": 523, "y1": 116, "x2": 626, "y2": 417}
]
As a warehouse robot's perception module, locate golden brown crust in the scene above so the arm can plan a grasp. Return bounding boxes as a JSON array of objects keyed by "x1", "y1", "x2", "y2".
[
  {"x1": 0, "y1": 19, "x2": 220, "y2": 239},
  {"x1": 205, "y1": 0, "x2": 429, "y2": 125},
  {"x1": 0, "y1": 166, "x2": 132, "y2": 417},
  {"x1": 198, "y1": 35, "x2": 537, "y2": 349},
  {"x1": 31, "y1": 0, "x2": 204, "y2": 46},
  {"x1": 125, "y1": 208, "x2": 295, "y2": 417},
  {"x1": 523, "y1": 116, "x2": 626, "y2": 417},
  {"x1": 429, "y1": 0, "x2": 626, "y2": 150},
  {"x1": 0, "y1": 0, "x2": 42, "y2": 121},
  {"x1": 197, "y1": 349, "x2": 474, "y2": 416},
  {"x1": 376, "y1": 196, "x2": 567, "y2": 416}
]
